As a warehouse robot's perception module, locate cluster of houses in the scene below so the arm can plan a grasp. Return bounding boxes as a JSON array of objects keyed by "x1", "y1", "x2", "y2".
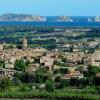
[{"x1": 0, "y1": 38, "x2": 100, "y2": 80}]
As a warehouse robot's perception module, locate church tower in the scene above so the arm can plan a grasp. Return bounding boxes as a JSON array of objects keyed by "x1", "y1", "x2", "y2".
[{"x1": 22, "y1": 37, "x2": 28, "y2": 49}]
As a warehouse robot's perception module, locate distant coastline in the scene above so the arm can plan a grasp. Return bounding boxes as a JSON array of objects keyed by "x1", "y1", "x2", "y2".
[
  {"x1": 0, "y1": 14, "x2": 100, "y2": 23},
  {"x1": 0, "y1": 21, "x2": 100, "y2": 27}
]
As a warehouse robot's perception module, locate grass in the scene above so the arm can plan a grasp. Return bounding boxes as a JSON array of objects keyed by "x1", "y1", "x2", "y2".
[
  {"x1": 0, "y1": 91, "x2": 99, "y2": 100},
  {"x1": 0, "y1": 86, "x2": 100, "y2": 100}
]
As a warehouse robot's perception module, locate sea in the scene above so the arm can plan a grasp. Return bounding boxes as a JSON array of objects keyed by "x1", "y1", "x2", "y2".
[{"x1": 0, "y1": 22, "x2": 100, "y2": 27}]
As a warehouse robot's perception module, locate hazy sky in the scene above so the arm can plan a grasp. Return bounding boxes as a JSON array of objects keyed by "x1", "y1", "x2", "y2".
[{"x1": 0, "y1": 0, "x2": 100, "y2": 16}]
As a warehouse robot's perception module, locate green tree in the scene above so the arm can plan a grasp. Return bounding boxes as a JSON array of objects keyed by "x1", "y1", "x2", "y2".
[
  {"x1": 0, "y1": 77, "x2": 12, "y2": 92},
  {"x1": 87, "y1": 65, "x2": 100, "y2": 77},
  {"x1": 77, "y1": 78, "x2": 88, "y2": 88},
  {"x1": 14, "y1": 60, "x2": 27, "y2": 71},
  {"x1": 55, "y1": 76, "x2": 61, "y2": 82},
  {"x1": 0, "y1": 60, "x2": 5, "y2": 68},
  {"x1": 22, "y1": 72, "x2": 36, "y2": 83},
  {"x1": 46, "y1": 72, "x2": 53, "y2": 80},
  {"x1": 35, "y1": 68, "x2": 46, "y2": 83},
  {"x1": 60, "y1": 79, "x2": 69, "y2": 88},
  {"x1": 7, "y1": 45, "x2": 15, "y2": 49},
  {"x1": 62, "y1": 57, "x2": 67, "y2": 63},
  {"x1": 45, "y1": 79, "x2": 55, "y2": 92}
]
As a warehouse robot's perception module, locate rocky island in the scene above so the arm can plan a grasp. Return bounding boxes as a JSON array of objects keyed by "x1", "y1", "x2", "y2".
[{"x1": 0, "y1": 14, "x2": 46, "y2": 22}]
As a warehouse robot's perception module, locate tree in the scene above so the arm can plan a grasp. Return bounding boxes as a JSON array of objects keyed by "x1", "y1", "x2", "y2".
[
  {"x1": 60, "y1": 68, "x2": 68, "y2": 74},
  {"x1": 45, "y1": 79, "x2": 55, "y2": 92},
  {"x1": 87, "y1": 65, "x2": 100, "y2": 77},
  {"x1": 14, "y1": 71, "x2": 36, "y2": 83},
  {"x1": 22, "y1": 72, "x2": 36, "y2": 83},
  {"x1": 70, "y1": 78, "x2": 78, "y2": 86},
  {"x1": 55, "y1": 76, "x2": 61, "y2": 82},
  {"x1": 7, "y1": 44, "x2": 15, "y2": 49},
  {"x1": 53, "y1": 69, "x2": 60, "y2": 74},
  {"x1": 14, "y1": 72, "x2": 24, "y2": 81},
  {"x1": 60, "y1": 79, "x2": 69, "y2": 88},
  {"x1": 14, "y1": 60, "x2": 27, "y2": 71},
  {"x1": 0, "y1": 77, "x2": 12, "y2": 92},
  {"x1": 35, "y1": 68, "x2": 46, "y2": 83},
  {"x1": 62, "y1": 57, "x2": 67, "y2": 63},
  {"x1": 0, "y1": 60, "x2": 5, "y2": 68},
  {"x1": 94, "y1": 76, "x2": 100, "y2": 85},
  {"x1": 77, "y1": 78, "x2": 88, "y2": 88},
  {"x1": 46, "y1": 72, "x2": 53, "y2": 80}
]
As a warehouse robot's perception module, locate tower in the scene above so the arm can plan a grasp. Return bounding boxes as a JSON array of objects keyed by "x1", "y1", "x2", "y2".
[{"x1": 22, "y1": 37, "x2": 28, "y2": 49}]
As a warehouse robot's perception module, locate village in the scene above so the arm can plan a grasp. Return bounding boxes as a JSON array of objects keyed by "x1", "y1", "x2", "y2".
[{"x1": 0, "y1": 37, "x2": 100, "y2": 81}]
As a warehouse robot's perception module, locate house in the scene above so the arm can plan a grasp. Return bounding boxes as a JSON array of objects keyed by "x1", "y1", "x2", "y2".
[
  {"x1": 0, "y1": 44, "x2": 3, "y2": 51},
  {"x1": 0, "y1": 68, "x2": 15, "y2": 79},
  {"x1": 65, "y1": 52, "x2": 84, "y2": 62},
  {"x1": 62, "y1": 71, "x2": 83, "y2": 80},
  {"x1": 91, "y1": 50, "x2": 100, "y2": 67},
  {"x1": 5, "y1": 63, "x2": 14, "y2": 69},
  {"x1": 25, "y1": 64, "x2": 39, "y2": 73},
  {"x1": 40, "y1": 55, "x2": 54, "y2": 71},
  {"x1": 61, "y1": 67, "x2": 83, "y2": 79}
]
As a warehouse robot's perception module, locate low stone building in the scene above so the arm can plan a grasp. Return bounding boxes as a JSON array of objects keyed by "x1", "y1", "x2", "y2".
[
  {"x1": 0, "y1": 68, "x2": 15, "y2": 79},
  {"x1": 91, "y1": 50, "x2": 100, "y2": 67},
  {"x1": 62, "y1": 71, "x2": 83, "y2": 80},
  {"x1": 25, "y1": 63, "x2": 39, "y2": 73}
]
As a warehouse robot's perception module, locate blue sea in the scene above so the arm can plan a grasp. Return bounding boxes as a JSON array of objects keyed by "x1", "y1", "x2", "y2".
[{"x1": 0, "y1": 21, "x2": 100, "y2": 27}]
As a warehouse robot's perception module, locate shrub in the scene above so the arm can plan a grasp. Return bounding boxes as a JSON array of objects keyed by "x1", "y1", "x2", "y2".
[
  {"x1": 45, "y1": 79, "x2": 55, "y2": 92},
  {"x1": 60, "y1": 79, "x2": 69, "y2": 88}
]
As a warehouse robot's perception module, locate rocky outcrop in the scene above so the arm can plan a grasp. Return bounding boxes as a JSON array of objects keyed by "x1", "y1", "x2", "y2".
[{"x1": 0, "y1": 14, "x2": 46, "y2": 22}]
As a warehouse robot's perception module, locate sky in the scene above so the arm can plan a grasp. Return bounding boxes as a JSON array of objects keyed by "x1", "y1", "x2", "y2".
[{"x1": 0, "y1": 0, "x2": 100, "y2": 16}]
